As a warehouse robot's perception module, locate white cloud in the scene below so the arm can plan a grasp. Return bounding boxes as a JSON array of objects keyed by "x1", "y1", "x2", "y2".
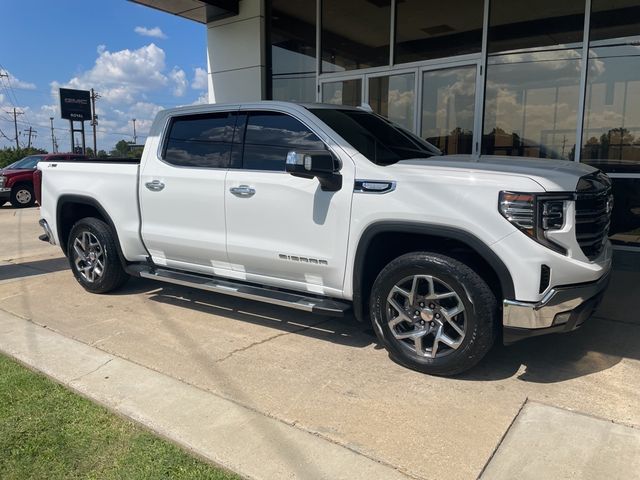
[
  {"x1": 191, "y1": 67, "x2": 208, "y2": 90},
  {"x1": 0, "y1": 69, "x2": 36, "y2": 90},
  {"x1": 134, "y1": 26, "x2": 167, "y2": 39},
  {"x1": 169, "y1": 67, "x2": 187, "y2": 97}
]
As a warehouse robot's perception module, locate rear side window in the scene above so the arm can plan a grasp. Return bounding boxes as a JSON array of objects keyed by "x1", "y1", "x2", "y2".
[
  {"x1": 163, "y1": 112, "x2": 235, "y2": 168},
  {"x1": 242, "y1": 111, "x2": 325, "y2": 171}
]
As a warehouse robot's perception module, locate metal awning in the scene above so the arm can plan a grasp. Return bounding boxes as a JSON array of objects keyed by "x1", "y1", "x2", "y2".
[{"x1": 129, "y1": 0, "x2": 238, "y2": 23}]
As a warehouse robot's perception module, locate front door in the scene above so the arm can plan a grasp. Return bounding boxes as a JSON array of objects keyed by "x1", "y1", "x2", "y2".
[
  {"x1": 140, "y1": 110, "x2": 238, "y2": 275},
  {"x1": 224, "y1": 109, "x2": 354, "y2": 296}
]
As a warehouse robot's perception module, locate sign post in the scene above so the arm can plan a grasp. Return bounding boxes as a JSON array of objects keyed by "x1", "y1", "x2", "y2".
[{"x1": 59, "y1": 88, "x2": 91, "y2": 154}]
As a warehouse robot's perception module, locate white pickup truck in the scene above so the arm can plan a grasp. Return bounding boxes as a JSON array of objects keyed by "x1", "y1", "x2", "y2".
[{"x1": 36, "y1": 101, "x2": 613, "y2": 375}]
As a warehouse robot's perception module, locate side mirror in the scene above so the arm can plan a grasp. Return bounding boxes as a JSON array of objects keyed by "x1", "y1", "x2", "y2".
[{"x1": 286, "y1": 151, "x2": 342, "y2": 192}]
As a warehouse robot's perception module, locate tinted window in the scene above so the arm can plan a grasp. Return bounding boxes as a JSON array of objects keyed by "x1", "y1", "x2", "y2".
[
  {"x1": 394, "y1": 0, "x2": 483, "y2": 64},
  {"x1": 8, "y1": 156, "x2": 40, "y2": 169},
  {"x1": 310, "y1": 108, "x2": 439, "y2": 165},
  {"x1": 242, "y1": 112, "x2": 325, "y2": 171},
  {"x1": 164, "y1": 112, "x2": 235, "y2": 168},
  {"x1": 321, "y1": 0, "x2": 390, "y2": 72}
]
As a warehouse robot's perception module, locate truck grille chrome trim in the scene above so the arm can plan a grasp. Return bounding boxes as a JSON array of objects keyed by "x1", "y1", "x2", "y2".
[{"x1": 575, "y1": 172, "x2": 612, "y2": 261}]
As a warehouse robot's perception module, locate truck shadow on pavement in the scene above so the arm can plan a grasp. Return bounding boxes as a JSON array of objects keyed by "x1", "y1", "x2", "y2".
[
  {"x1": 0, "y1": 257, "x2": 69, "y2": 282},
  {"x1": 107, "y1": 276, "x2": 640, "y2": 383}
]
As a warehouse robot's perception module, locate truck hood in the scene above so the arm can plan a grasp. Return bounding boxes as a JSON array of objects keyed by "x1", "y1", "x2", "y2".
[
  {"x1": 397, "y1": 156, "x2": 597, "y2": 191},
  {"x1": 0, "y1": 168, "x2": 34, "y2": 175}
]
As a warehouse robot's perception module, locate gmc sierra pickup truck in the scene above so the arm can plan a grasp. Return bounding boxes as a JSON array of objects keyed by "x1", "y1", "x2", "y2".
[{"x1": 37, "y1": 102, "x2": 613, "y2": 375}]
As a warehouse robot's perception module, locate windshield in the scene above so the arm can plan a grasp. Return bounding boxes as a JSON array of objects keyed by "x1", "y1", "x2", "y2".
[
  {"x1": 6, "y1": 155, "x2": 41, "y2": 170},
  {"x1": 309, "y1": 108, "x2": 441, "y2": 165}
]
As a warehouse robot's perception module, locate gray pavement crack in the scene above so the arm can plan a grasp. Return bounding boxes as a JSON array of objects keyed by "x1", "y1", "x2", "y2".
[
  {"x1": 215, "y1": 318, "x2": 333, "y2": 363},
  {"x1": 69, "y1": 358, "x2": 113, "y2": 383}
]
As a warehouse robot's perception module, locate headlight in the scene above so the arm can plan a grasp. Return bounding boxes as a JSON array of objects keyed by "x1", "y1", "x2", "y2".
[
  {"x1": 0, "y1": 175, "x2": 5, "y2": 188},
  {"x1": 499, "y1": 191, "x2": 572, "y2": 255}
]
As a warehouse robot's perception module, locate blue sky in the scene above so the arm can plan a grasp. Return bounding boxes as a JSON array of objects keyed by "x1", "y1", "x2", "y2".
[{"x1": 0, "y1": 0, "x2": 207, "y2": 151}]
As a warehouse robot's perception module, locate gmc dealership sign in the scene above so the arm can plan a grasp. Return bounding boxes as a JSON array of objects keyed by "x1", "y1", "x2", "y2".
[{"x1": 59, "y1": 88, "x2": 91, "y2": 121}]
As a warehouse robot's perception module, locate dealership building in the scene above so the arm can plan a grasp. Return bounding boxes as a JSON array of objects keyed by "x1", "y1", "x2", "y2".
[{"x1": 134, "y1": 0, "x2": 639, "y2": 250}]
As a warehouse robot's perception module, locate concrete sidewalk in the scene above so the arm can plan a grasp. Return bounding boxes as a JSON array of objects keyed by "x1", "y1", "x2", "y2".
[{"x1": 0, "y1": 309, "x2": 410, "y2": 480}]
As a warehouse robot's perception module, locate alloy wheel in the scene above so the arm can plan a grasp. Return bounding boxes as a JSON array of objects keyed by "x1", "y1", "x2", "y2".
[
  {"x1": 72, "y1": 231, "x2": 105, "y2": 283},
  {"x1": 386, "y1": 275, "x2": 466, "y2": 359},
  {"x1": 15, "y1": 189, "x2": 32, "y2": 204}
]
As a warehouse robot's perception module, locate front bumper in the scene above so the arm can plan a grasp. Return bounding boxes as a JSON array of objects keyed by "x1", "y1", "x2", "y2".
[
  {"x1": 0, "y1": 188, "x2": 10, "y2": 202},
  {"x1": 502, "y1": 272, "x2": 610, "y2": 344},
  {"x1": 38, "y1": 219, "x2": 56, "y2": 245}
]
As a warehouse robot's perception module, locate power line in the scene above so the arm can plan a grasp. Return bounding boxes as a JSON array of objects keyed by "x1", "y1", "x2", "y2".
[{"x1": 4, "y1": 108, "x2": 23, "y2": 148}]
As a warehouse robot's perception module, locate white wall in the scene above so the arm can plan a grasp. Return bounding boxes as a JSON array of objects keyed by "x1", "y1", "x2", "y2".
[{"x1": 206, "y1": 0, "x2": 266, "y2": 103}]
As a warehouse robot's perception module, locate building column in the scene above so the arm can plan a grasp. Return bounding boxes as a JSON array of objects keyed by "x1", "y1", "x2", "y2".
[{"x1": 206, "y1": 0, "x2": 266, "y2": 103}]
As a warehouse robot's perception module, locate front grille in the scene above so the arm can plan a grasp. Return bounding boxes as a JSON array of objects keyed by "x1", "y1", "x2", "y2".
[{"x1": 575, "y1": 172, "x2": 612, "y2": 261}]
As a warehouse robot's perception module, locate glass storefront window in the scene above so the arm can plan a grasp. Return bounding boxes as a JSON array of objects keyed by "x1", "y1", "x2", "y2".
[
  {"x1": 482, "y1": 50, "x2": 581, "y2": 160},
  {"x1": 421, "y1": 66, "x2": 476, "y2": 155},
  {"x1": 394, "y1": 0, "x2": 483, "y2": 64},
  {"x1": 321, "y1": 0, "x2": 391, "y2": 73},
  {"x1": 581, "y1": 0, "x2": 640, "y2": 173},
  {"x1": 609, "y1": 178, "x2": 640, "y2": 247},
  {"x1": 488, "y1": 0, "x2": 585, "y2": 54},
  {"x1": 368, "y1": 73, "x2": 415, "y2": 131},
  {"x1": 269, "y1": 0, "x2": 317, "y2": 102},
  {"x1": 322, "y1": 79, "x2": 362, "y2": 106}
]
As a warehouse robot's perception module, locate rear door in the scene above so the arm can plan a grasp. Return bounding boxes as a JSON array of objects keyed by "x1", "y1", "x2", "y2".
[
  {"x1": 140, "y1": 109, "x2": 240, "y2": 275},
  {"x1": 224, "y1": 109, "x2": 354, "y2": 295}
]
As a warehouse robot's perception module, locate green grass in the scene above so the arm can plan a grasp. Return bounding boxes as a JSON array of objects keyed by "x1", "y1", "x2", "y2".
[{"x1": 0, "y1": 354, "x2": 240, "y2": 480}]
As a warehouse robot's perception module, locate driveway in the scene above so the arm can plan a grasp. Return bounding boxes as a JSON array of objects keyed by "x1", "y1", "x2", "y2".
[{"x1": 1, "y1": 206, "x2": 639, "y2": 479}]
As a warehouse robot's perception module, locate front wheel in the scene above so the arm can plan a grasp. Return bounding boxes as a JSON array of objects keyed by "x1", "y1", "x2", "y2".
[
  {"x1": 10, "y1": 184, "x2": 35, "y2": 208},
  {"x1": 370, "y1": 252, "x2": 497, "y2": 376},
  {"x1": 67, "y1": 217, "x2": 129, "y2": 293}
]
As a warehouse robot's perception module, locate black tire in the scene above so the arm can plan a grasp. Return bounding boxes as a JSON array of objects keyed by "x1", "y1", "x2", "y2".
[
  {"x1": 67, "y1": 217, "x2": 129, "y2": 293},
  {"x1": 10, "y1": 183, "x2": 35, "y2": 208},
  {"x1": 370, "y1": 252, "x2": 497, "y2": 376}
]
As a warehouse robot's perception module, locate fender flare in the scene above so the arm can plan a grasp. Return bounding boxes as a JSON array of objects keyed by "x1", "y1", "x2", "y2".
[
  {"x1": 351, "y1": 221, "x2": 515, "y2": 321},
  {"x1": 56, "y1": 194, "x2": 128, "y2": 267}
]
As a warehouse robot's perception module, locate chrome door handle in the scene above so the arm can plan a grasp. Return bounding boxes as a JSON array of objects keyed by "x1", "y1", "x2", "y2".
[
  {"x1": 145, "y1": 180, "x2": 165, "y2": 192},
  {"x1": 229, "y1": 185, "x2": 255, "y2": 197}
]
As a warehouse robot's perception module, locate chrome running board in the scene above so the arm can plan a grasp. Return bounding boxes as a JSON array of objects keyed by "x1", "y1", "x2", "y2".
[{"x1": 138, "y1": 267, "x2": 351, "y2": 317}]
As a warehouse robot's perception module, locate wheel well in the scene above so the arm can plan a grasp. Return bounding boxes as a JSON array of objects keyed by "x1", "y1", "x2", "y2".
[
  {"x1": 58, "y1": 202, "x2": 107, "y2": 255},
  {"x1": 354, "y1": 230, "x2": 507, "y2": 322},
  {"x1": 12, "y1": 181, "x2": 33, "y2": 190}
]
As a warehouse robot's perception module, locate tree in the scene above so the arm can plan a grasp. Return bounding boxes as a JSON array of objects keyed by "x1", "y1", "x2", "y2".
[
  {"x1": 97, "y1": 150, "x2": 108, "y2": 158},
  {"x1": 0, "y1": 147, "x2": 48, "y2": 169},
  {"x1": 110, "y1": 139, "x2": 143, "y2": 159}
]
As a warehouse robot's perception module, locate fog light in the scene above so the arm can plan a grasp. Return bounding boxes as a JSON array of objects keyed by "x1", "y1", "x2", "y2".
[{"x1": 553, "y1": 312, "x2": 571, "y2": 326}]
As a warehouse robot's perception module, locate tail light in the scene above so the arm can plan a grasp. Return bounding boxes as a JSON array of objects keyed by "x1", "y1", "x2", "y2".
[{"x1": 33, "y1": 169, "x2": 42, "y2": 206}]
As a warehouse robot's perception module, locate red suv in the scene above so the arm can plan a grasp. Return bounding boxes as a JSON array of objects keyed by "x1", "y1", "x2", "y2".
[{"x1": 0, "y1": 153, "x2": 87, "y2": 208}]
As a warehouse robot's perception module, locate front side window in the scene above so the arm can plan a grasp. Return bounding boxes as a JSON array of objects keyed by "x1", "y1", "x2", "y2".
[
  {"x1": 163, "y1": 112, "x2": 235, "y2": 168},
  {"x1": 242, "y1": 111, "x2": 326, "y2": 171},
  {"x1": 310, "y1": 108, "x2": 439, "y2": 165},
  {"x1": 9, "y1": 156, "x2": 40, "y2": 169}
]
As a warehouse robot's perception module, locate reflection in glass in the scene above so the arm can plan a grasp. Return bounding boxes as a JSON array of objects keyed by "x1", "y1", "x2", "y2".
[
  {"x1": 580, "y1": 1, "x2": 640, "y2": 173},
  {"x1": 421, "y1": 66, "x2": 476, "y2": 155},
  {"x1": 321, "y1": 0, "x2": 390, "y2": 72},
  {"x1": 322, "y1": 79, "x2": 362, "y2": 107},
  {"x1": 368, "y1": 73, "x2": 415, "y2": 131},
  {"x1": 394, "y1": 0, "x2": 483, "y2": 64},
  {"x1": 609, "y1": 179, "x2": 640, "y2": 247},
  {"x1": 488, "y1": 0, "x2": 585, "y2": 53},
  {"x1": 482, "y1": 50, "x2": 581, "y2": 160},
  {"x1": 269, "y1": 0, "x2": 316, "y2": 102}
]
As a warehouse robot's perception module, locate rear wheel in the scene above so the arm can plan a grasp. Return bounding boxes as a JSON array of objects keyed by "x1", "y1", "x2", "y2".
[
  {"x1": 10, "y1": 184, "x2": 35, "y2": 208},
  {"x1": 67, "y1": 217, "x2": 129, "y2": 293},
  {"x1": 370, "y1": 252, "x2": 497, "y2": 376}
]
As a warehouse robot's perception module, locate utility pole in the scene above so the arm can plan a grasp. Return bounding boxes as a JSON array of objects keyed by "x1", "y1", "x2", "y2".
[
  {"x1": 25, "y1": 126, "x2": 36, "y2": 148},
  {"x1": 131, "y1": 118, "x2": 137, "y2": 145},
  {"x1": 49, "y1": 117, "x2": 56, "y2": 152},
  {"x1": 5, "y1": 108, "x2": 23, "y2": 149},
  {"x1": 90, "y1": 89, "x2": 100, "y2": 156}
]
